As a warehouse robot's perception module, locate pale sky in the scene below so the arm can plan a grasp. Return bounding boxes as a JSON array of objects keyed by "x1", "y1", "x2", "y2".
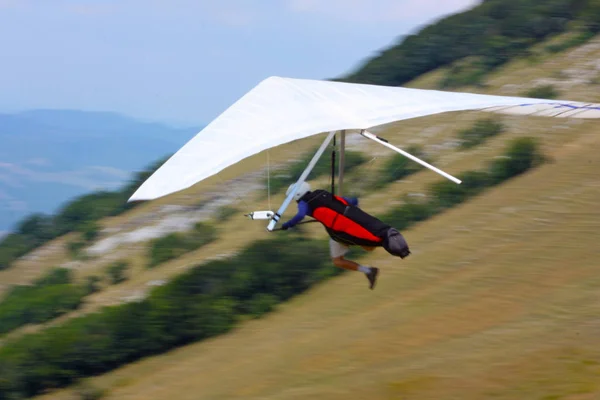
[{"x1": 0, "y1": 0, "x2": 479, "y2": 126}]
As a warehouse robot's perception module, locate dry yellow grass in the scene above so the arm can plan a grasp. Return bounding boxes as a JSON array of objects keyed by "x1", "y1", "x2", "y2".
[
  {"x1": 36, "y1": 119, "x2": 600, "y2": 400},
  {"x1": 7, "y1": 110, "x2": 594, "y2": 341},
  {"x1": 3, "y1": 35, "x2": 598, "y2": 300},
  {"x1": 6, "y1": 33, "x2": 600, "y2": 400}
]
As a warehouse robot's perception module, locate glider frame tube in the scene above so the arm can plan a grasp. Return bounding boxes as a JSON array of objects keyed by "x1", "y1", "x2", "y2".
[
  {"x1": 267, "y1": 130, "x2": 337, "y2": 231},
  {"x1": 338, "y1": 130, "x2": 346, "y2": 196},
  {"x1": 361, "y1": 130, "x2": 462, "y2": 185}
]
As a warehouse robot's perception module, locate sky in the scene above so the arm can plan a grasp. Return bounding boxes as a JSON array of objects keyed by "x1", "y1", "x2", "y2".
[{"x1": 0, "y1": 0, "x2": 479, "y2": 127}]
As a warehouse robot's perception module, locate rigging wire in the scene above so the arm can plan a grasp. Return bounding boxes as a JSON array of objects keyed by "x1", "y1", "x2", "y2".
[
  {"x1": 267, "y1": 150, "x2": 271, "y2": 211},
  {"x1": 215, "y1": 173, "x2": 252, "y2": 212},
  {"x1": 331, "y1": 133, "x2": 336, "y2": 194}
]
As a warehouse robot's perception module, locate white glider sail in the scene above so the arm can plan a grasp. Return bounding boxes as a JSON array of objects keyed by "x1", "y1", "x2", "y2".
[{"x1": 128, "y1": 76, "x2": 600, "y2": 203}]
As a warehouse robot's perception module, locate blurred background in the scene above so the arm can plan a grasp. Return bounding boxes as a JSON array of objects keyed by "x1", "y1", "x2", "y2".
[{"x1": 1, "y1": 1, "x2": 599, "y2": 399}]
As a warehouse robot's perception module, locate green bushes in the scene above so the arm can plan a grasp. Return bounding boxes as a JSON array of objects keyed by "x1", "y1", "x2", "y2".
[
  {"x1": 0, "y1": 232, "x2": 43, "y2": 271},
  {"x1": 580, "y1": 0, "x2": 600, "y2": 33},
  {"x1": 148, "y1": 222, "x2": 218, "y2": 268},
  {"x1": 0, "y1": 235, "x2": 337, "y2": 398},
  {"x1": 438, "y1": 57, "x2": 489, "y2": 89},
  {"x1": 34, "y1": 267, "x2": 72, "y2": 286},
  {"x1": 82, "y1": 221, "x2": 100, "y2": 242},
  {"x1": 67, "y1": 221, "x2": 102, "y2": 260},
  {"x1": 216, "y1": 205, "x2": 238, "y2": 222},
  {"x1": 488, "y1": 137, "x2": 545, "y2": 182},
  {"x1": 364, "y1": 120, "x2": 514, "y2": 192},
  {"x1": 106, "y1": 261, "x2": 129, "y2": 285},
  {"x1": 458, "y1": 118, "x2": 506, "y2": 149},
  {"x1": 67, "y1": 239, "x2": 88, "y2": 260},
  {"x1": 382, "y1": 137, "x2": 545, "y2": 226},
  {"x1": 0, "y1": 137, "x2": 546, "y2": 398},
  {"x1": 246, "y1": 294, "x2": 279, "y2": 318},
  {"x1": 0, "y1": 268, "x2": 85, "y2": 336},
  {"x1": 523, "y1": 84, "x2": 560, "y2": 99},
  {"x1": 382, "y1": 199, "x2": 435, "y2": 231},
  {"x1": 343, "y1": 0, "x2": 594, "y2": 87},
  {"x1": 428, "y1": 170, "x2": 493, "y2": 210},
  {"x1": 85, "y1": 276, "x2": 102, "y2": 295},
  {"x1": 372, "y1": 145, "x2": 427, "y2": 188},
  {"x1": 424, "y1": 138, "x2": 542, "y2": 212}
]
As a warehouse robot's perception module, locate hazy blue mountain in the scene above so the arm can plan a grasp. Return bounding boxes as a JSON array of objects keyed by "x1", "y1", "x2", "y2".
[{"x1": 0, "y1": 109, "x2": 202, "y2": 233}]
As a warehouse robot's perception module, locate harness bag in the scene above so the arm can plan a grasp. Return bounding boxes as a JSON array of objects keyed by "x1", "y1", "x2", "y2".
[
  {"x1": 383, "y1": 228, "x2": 411, "y2": 259},
  {"x1": 301, "y1": 190, "x2": 410, "y2": 258}
]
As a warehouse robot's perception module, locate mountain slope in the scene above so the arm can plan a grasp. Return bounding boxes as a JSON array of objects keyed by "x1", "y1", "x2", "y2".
[
  {"x1": 35, "y1": 105, "x2": 600, "y2": 400},
  {"x1": 22, "y1": 31, "x2": 600, "y2": 399},
  {"x1": 341, "y1": 0, "x2": 599, "y2": 87},
  {"x1": 0, "y1": 1, "x2": 595, "y2": 396}
]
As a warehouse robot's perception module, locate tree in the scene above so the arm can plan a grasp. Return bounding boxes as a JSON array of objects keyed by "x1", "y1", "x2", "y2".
[
  {"x1": 106, "y1": 261, "x2": 129, "y2": 285},
  {"x1": 489, "y1": 137, "x2": 544, "y2": 182},
  {"x1": 16, "y1": 214, "x2": 57, "y2": 243}
]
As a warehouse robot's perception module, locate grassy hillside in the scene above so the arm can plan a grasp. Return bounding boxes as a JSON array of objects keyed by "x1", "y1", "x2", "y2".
[
  {"x1": 36, "y1": 106, "x2": 600, "y2": 400},
  {"x1": 0, "y1": 0, "x2": 598, "y2": 394},
  {"x1": 11, "y1": 31, "x2": 596, "y2": 398},
  {"x1": 341, "y1": 0, "x2": 600, "y2": 87}
]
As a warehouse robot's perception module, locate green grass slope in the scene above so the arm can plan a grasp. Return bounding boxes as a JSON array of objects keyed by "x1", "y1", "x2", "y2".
[
  {"x1": 30, "y1": 35, "x2": 600, "y2": 400},
  {"x1": 37, "y1": 112, "x2": 600, "y2": 400}
]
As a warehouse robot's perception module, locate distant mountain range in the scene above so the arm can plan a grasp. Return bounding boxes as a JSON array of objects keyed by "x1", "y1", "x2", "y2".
[{"x1": 0, "y1": 109, "x2": 202, "y2": 233}]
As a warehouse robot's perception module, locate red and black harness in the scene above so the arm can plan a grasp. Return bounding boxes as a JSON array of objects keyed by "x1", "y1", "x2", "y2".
[
  {"x1": 298, "y1": 190, "x2": 411, "y2": 258},
  {"x1": 299, "y1": 190, "x2": 391, "y2": 247}
]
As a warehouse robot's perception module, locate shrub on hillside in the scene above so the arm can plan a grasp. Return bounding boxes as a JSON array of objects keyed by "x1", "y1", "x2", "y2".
[
  {"x1": 247, "y1": 294, "x2": 279, "y2": 318},
  {"x1": 488, "y1": 137, "x2": 544, "y2": 183},
  {"x1": 148, "y1": 222, "x2": 218, "y2": 268},
  {"x1": 429, "y1": 170, "x2": 493, "y2": 210},
  {"x1": 216, "y1": 205, "x2": 238, "y2": 222},
  {"x1": 85, "y1": 275, "x2": 102, "y2": 295},
  {"x1": 344, "y1": 0, "x2": 592, "y2": 87},
  {"x1": 0, "y1": 136, "x2": 548, "y2": 398},
  {"x1": 438, "y1": 57, "x2": 489, "y2": 89},
  {"x1": 67, "y1": 239, "x2": 87, "y2": 260},
  {"x1": 82, "y1": 221, "x2": 101, "y2": 242},
  {"x1": 372, "y1": 145, "x2": 428, "y2": 188},
  {"x1": 581, "y1": 1, "x2": 600, "y2": 33},
  {"x1": 458, "y1": 118, "x2": 505, "y2": 149},
  {"x1": 0, "y1": 235, "x2": 336, "y2": 398},
  {"x1": 34, "y1": 267, "x2": 72, "y2": 286},
  {"x1": 523, "y1": 84, "x2": 560, "y2": 99},
  {"x1": 0, "y1": 234, "x2": 37, "y2": 270},
  {"x1": 382, "y1": 198, "x2": 435, "y2": 231},
  {"x1": 16, "y1": 214, "x2": 57, "y2": 242},
  {"x1": 106, "y1": 261, "x2": 129, "y2": 285},
  {"x1": 382, "y1": 137, "x2": 544, "y2": 228},
  {"x1": 0, "y1": 268, "x2": 85, "y2": 336}
]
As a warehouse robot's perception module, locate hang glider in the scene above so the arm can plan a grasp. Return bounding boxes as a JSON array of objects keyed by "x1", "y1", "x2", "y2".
[{"x1": 128, "y1": 76, "x2": 600, "y2": 230}]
